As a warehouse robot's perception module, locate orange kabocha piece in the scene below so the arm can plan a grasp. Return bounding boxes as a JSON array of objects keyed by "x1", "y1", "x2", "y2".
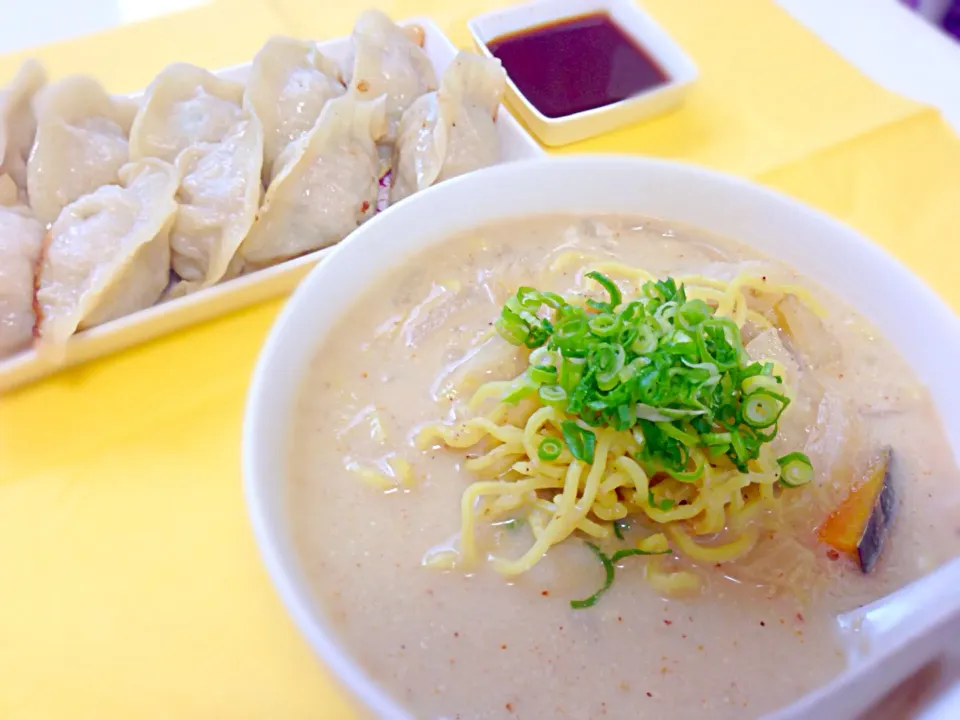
[{"x1": 817, "y1": 447, "x2": 896, "y2": 573}]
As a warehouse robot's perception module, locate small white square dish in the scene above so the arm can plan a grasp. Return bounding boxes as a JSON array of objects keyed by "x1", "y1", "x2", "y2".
[{"x1": 468, "y1": 0, "x2": 699, "y2": 147}]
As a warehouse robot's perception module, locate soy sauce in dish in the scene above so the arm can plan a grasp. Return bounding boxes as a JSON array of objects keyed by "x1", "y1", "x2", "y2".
[{"x1": 487, "y1": 12, "x2": 669, "y2": 119}]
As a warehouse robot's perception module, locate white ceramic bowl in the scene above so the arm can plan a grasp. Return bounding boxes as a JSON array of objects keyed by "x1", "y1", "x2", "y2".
[{"x1": 243, "y1": 156, "x2": 960, "y2": 719}]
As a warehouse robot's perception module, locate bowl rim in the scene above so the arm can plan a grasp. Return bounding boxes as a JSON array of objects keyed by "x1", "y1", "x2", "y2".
[{"x1": 243, "y1": 154, "x2": 960, "y2": 720}]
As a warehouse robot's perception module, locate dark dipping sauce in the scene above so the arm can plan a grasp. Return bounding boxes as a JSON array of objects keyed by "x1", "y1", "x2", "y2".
[{"x1": 487, "y1": 12, "x2": 669, "y2": 119}]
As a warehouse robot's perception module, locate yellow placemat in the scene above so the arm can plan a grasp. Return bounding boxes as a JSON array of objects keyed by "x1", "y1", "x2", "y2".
[
  {"x1": 761, "y1": 108, "x2": 960, "y2": 309},
  {"x1": 0, "y1": 0, "x2": 289, "y2": 93},
  {"x1": 1, "y1": 0, "x2": 958, "y2": 718}
]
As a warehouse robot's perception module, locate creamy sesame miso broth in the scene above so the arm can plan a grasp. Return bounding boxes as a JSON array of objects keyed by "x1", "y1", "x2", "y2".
[{"x1": 289, "y1": 215, "x2": 960, "y2": 719}]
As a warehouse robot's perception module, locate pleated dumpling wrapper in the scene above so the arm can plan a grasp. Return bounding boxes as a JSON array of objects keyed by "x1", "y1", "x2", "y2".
[
  {"x1": 347, "y1": 9, "x2": 436, "y2": 141},
  {"x1": 391, "y1": 52, "x2": 506, "y2": 204},
  {"x1": 246, "y1": 36, "x2": 345, "y2": 184},
  {"x1": 35, "y1": 158, "x2": 179, "y2": 352},
  {"x1": 0, "y1": 60, "x2": 47, "y2": 199},
  {"x1": 130, "y1": 63, "x2": 263, "y2": 292},
  {"x1": 240, "y1": 93, "x2": 386, "y2": 268},
  {"x1": 0, "y1": 174, "x2": 44, "y2": 358},
  {"x1": 27, "y1": 75, "x2": 139, "y2": 226}
]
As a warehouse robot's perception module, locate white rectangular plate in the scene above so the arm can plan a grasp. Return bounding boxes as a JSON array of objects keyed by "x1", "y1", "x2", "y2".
[{"x1": 0, "y1": 17, "x2": 544, "y2": 393}]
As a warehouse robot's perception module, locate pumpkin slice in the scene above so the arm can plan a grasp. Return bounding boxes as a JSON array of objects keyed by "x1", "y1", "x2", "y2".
[{"x1": 817, "y1": 447, "x2": 896, "y2": 573}]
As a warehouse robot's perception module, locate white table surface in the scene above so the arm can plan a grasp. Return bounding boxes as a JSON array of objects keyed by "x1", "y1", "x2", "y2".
[{"x1": 1, "y1": 0, "x2": 957, "y2": 717}]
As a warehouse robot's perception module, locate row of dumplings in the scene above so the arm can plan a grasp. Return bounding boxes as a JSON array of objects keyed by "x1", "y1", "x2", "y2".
[{"x1": 0, "y1": 9, "x2": 507, "y2": 360}]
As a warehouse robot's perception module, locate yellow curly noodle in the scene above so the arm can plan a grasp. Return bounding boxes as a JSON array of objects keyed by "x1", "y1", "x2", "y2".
[{"x1": 412, "y1": 262, "x2": 823, "y2": 597}]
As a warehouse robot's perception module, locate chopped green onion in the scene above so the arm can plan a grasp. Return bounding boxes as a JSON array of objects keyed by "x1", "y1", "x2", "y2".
[
  {"x1": 614, "y1": 404, "x2": 634, "y2": 431},
  {"x1": 571, "y1": 541, "x2": 672, "y2": 609},
  {"x1": 617, "y1": 357, "x2": 647, "y2": 384},
  {"x1": 559, "y1": 356, "x2": 585, "y2": 393},
  {"x1": 631, "y1": 322, "x2": 659, "y2": 355},
  {"x1": 588, "y1": 314, "x2": 620, "y2": 337},
  {"x1": 656, "y1": 421, "x2": 699, "y2": 447},
  {"x1": 538, "y1": 384, "x2": 568, "y2": 410},
  {"x1": 529, "y1": 346, "x2": 557, "y2": 368},
  {"x1": 741, "y1": 373, "x2": 780, "y2": 395},
  {"x1": 561, "y1": 420, "x2": 597, "y2": 464},
  {"x1": 697, "y1": 318, "x2": 742, "y2": 371},
  {"x1": 648, "y1": 489, "x2": 676, "y2": 511},
  {"x1": 741, "y1": 389, "x2": 789, "y2": 429},
  {"x1": 529, "y1": 365, "x2": 558, "y2": 385},
  {"x1": 540, "y1": 291, "x2": 565, "y2": 309},
  {"x1": 682, "y1": 358, "x2": 719, "y2": 377},
  {"x1": 778, "y1": 451, "x2": 814, "y2": 487},
  {"x1": 729, "y1": 430, "x2": 749, "y2": 469},
  {"x1": 493, "y1": 275, "x2": 813, "y2": 488},
  {"x1": 524, "y1": 320, "x2": 553, "y2": 349},
  {"x1": 653, "y1": 302, "x2": 678, "y2": 333},
  {"x1": 663, "y1": 452, "x2": 705, "y2": 483},
  {"x1": 503, "y1": 376, "x2": 536, "y2": 404},
  {"x1": 678, "y1": 299, "x2": 712, "y2": 328},
  {"x1": 570, "y1": 542, "x2": 614, "y2": 609},
  {"x1": 593, "y1": 344, "x2": 626, "y2": 390},
  {"x1": 585, "y1": 271, "x2": 622, "y2": 309},
  {"x1": 538, "y1": 437, "x2": 563, "y2": 462},
  {"x1": 494, "y1": 314, "x2": 528, "y2": 346},
  {"x1": 635, "y1": 404, "x2": 674, "y2": 422},
  {"x1": 515, "y1": 286, "x2": 542, "y2": 310},
  {"x1": 554, "y1": 316, "x2": 588, "y2": 354},
  {"x1": 754, "y1": 424, "x2": 778, "y2": 443}
]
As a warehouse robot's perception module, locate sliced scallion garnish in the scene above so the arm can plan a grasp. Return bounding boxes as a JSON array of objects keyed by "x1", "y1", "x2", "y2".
[
  {"x1": 777, "y1": 451, "x2": 814, "y2": 487},
  {"x1": 570, "y1": 541, "x2": 672, "y2": 609},
  {"x1": 648, "y1": 489, "x2": 676, "y2": 511},
  {"x1": 585, "y1": 270, "x2": 622, "y2": 310},
  {"x1": 570, "y1": 542, "x2": 615, "y2": 609},
  {"x1": 561, "y1": 420, "x2": 596, "y2": 464},
  {"x1": 493, "y1": 273, "x2": 813, "y2": 487},
  {"x1": 537, "y1": 437, "x2": 563, "y2": 462},
  {"x1": 741, "y1": 389, "x2": 789, "y2": 429},
  {"x1": 538, "y1": 384, "x2": 568, "y2": 410},
  {"x1": 529, "y1": 364, "x2": 558, "y2": 385}
]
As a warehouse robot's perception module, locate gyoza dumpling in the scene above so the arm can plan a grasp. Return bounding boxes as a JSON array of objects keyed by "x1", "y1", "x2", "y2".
[
  {"x1": 130, "y1": 63, "x2": 245, "y2": 161},
  {"x1": 27, "y1": 75, "x2": 139, "y2": 226},
  {"x1": 130, "y1": 63, "x2": 263, "y2": 290},
  {"x1": 246, "y1": 36, "x2": 345, "y2": 183},
  {"x1": 35, "y1": 158, "x2": 179, "y2": 349},
  {"x1": 167, "y1": 113, "x2": 263, "y2": 294},
  {"x1": 240, "y1": 94, "x2": 386, "y2": 268},
  {"x1": 0, "y1": 174, "x2": 44, "y2": 358},
  {"x1": 0, "y1": 60, "x2": 47, "y2": 198},
  {"x1": 391, "y1": 52, "x2": 505, "y2": 204},
  {"x1": 347, "y1": 10, "x2": 436, "y2": 140}
]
